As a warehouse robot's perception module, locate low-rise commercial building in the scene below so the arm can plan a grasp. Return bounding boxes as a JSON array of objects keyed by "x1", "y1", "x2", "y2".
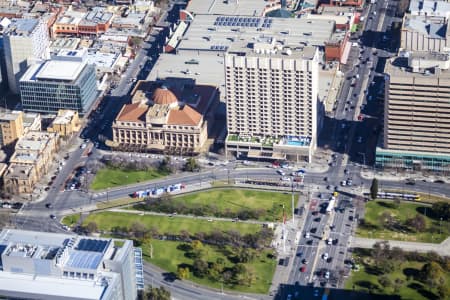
[
  {"x1": 47, "y1": 110, "x2": 80, "y2": 137},
  {"x1": 53, "y1": 8, "x2": 114, "y2": 37},
  {"x1": 0, "y1": 110, "x2": 24, "y2": 147},
  {"x1": 181, "y1": 0, "x2": 280, "y2": 19},
  {"x1": 4, "y1": 131, "x2": 58, "y2": 194},
  {"x1": 377, "y1": 52, "x2": 450, "y2": 172},
  {"x1": 401, "y1": 0, "x2": 450, "y2": 53},
  {"x1": 176, "y1": 15, "x2": 335, "y2": 55},
  {"x1": 112, "y1": 80, "x2": 218, "y2": 155},
  {"x1": 0, "y1": 229, "x2": 141, "y2": 300}
]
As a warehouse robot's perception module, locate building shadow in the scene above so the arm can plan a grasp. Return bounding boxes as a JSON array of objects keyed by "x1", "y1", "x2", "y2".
[{"x1": 275, "y1": 283, "x2": 401, "y2": 300}]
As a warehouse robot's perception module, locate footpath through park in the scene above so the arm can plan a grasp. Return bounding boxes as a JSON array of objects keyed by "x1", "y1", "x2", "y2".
[{"x1": 350, "y1": 236, "x2": 450, "y2": 256}]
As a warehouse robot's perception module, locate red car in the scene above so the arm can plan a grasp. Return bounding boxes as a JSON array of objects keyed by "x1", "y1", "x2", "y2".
[{"x1": 300, "y1": 266, "x2": 306, "y2": 273}]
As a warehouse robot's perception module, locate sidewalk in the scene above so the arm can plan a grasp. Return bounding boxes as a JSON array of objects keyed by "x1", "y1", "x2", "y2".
[{"x1": 350, "y1": 237, "x2": 450, "y2": 256}]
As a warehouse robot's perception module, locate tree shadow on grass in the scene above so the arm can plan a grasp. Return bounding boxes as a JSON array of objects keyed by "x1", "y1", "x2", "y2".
[
  {"x1": 408, "y1": 283, "x2": 439, "y2": 300},
  {"x1": 403, "y1": 268, "x2": 420, "y2": 280},
  {"x1": 177, "y1": 243, "x2": 193, "y2": 252},
  {"x1": 356, "y1": 280, "x2": 380, "y2": 292},
  {"x1": 416, "y1": 206, "x2": 440, "y2": 221},
  {"x1": 177, "y1": 262, "x2": 192, "y2": 270},
  {"x1": 364, "y1": 265, "x2": 383, "y2": 276},
  {"x1": 377, "y1": 201, "x2": 398, "y2": 209}
]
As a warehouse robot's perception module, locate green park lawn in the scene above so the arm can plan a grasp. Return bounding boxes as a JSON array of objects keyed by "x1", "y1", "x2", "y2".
[
  {"x1": 141, "y1": 239, "x2": 276, "y2": 294},
  {"x1": 345, "y1": 252, "x2": 450, "y2": 300},
  {"x1": 134, "y1": 189, "x2": 296, "y2": 221},
  {"x1": 82, "y1": 211, "x2": 261, "y2": 235},
  {"x1": 357, "y1": 200, "x2": 450, "y2": 243},
  {"x1": 90, "y1": 167, "x2": 169, "y2": 191}
]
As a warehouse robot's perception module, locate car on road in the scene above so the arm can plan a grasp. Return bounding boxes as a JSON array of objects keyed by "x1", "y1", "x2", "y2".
[
  {"x1": 327, "y1": 238, "x2": 333, "y2": 245},
  {"x1": 434, "y1": 179, "x2": 445, "y2": 184},
  {"x1": 277, "y1": 169, "x2": 286, "y2": 176},
  {"x1": 357, "y1": 136, "x2": 363, "y2": 143},
  {"x1": 325, "y1": 271, "x2": 330, "y2": 279},
  {"x1": 314, "y1": 217, "x2": 321, "y2": 222},
  {"x1": 302, "y1": 259, "x2": 308, "y2": 265},
  {"x1": 341, "y1": 180, "x2": 346, "y2": 186},
  {"x1": 50, "y1": 214, "x2": 56, "y2": 219},
  {"x1": 305, "y1": 232, "x2": 311, "y2": 238},
  {"x1": 300, "y1": 266, "x2": 306, "y2": 273},
  {"x1": 322, "y1": 253, "x2": 329, "y2": 260},
  {"x1": 45, "y1": 203, "x2": 52, "y2": 209}
]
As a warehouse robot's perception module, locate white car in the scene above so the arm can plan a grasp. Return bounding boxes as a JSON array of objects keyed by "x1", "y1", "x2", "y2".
[
  {"x1": 325, "y1": 271, "x2": 330, "y2": 279},
  {"x1": 357, "y1": 136, "x2": 363, "y2": 143},
  {"x1": 341, "y1": 180, "x2": 347, "y2": 186},
  {"x1": 323, "y1": 253, "x2": 329, "y2": 260},
  {"x1": 305, "y1": 232, "x2": 311, "y2": 239},
  {"x1": 327, "y1": 238, "x2": 333, "y2": 245},
  {"x1": 277, "y1": 169, "x2": 286, "y2": 176}
]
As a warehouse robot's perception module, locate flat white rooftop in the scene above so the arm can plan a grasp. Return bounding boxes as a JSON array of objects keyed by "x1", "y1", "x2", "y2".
[
  {"x1": 36, "y1": 60, "x2": 86, "y2": 81},
  {"x1": 177, "y1": 15, "x2": 335, "y2": 53},
  {"x1": 185, "y1": 0, "x2": 272, "y2": 16},
  {"x1": 146, "y1": 53, "x2": 225, "y2": 95},
  {"x1": 0, "y1": 272, "x2": 109, "y2": 300}
]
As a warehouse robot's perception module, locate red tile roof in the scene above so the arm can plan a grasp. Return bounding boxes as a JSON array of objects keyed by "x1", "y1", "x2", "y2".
[
  {"x1": 167, "y1": 105, "x2": 202, "y2": 126},
  {"x1": 116, "y1": 103, "x2": 147, "y2": 122}
]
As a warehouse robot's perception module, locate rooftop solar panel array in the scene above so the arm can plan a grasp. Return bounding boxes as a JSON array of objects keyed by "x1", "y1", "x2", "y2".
[
  {"x1": 213, "y1": 16, "x2": 272, "y2": 28},
  {"x1": 210, "y1": 45, "x2": 229, "y2": 51},
  {"x1": 76, "y1": 239, "x2": 109, "y2": 253},
  {"x1": 66, "y1": 251, "x2": 103, "y2": 269}
]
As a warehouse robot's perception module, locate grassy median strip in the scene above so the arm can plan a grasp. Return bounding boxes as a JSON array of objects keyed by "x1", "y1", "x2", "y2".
[
  {"x1": 357, "y1": 200, "x2": 450, "y2": 243},
  {"x1": 133, "y1": 189, "x2": 296, "y2": 221},
  {"x1": 83, "y1": 211, "x2": 261, "y2": 235},
  {"x1": 90, "y1": 167, "x2": 169, "y2": 191}
]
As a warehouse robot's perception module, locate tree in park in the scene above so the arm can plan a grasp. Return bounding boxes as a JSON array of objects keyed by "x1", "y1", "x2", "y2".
[
  {"x1": 184, "y1": 157, "x2": 199, "y2": 172},
  {"x1": 431, "y1": 202, "x2": 450, "y2": 221},
  {"x1": 378, "y1": 275, "x2": 392, "y2": 289},
  {"x1": 192, "y1": 258, "x2": 208, "y2": 278},
  {"x1": 370, "y1": 178, "x2": 379, "y2": 200},
  {"x1": 177, "y1": 267, "x2": 190, "y2": 280},
  {"x1": 420, "y1": 261, "x2": 446, "y2": 290},
  {"x1": 437, "y1": 283, "x2": 450, "y2": 299},
  {"x1": 85, "y1": 221, "x2": 98, "y2": 233},
  {"x1": 130, "y1": 221, "x2": 148, "y2": 239},
  {"x1": 237, "y1": 247, "x2": 256, "y2": 263},
  {"x1": 405, "y1": 214, "x2": 426, "y2": 232},
  {"x1": 393, "y1": 278, "x2": 404, "y2": 293},
  {"x1": 144, "y1": 286, "x2": 171, "y2": 300},
  {"x1": 191, "y1": 240, "x2": 203, "y2": 252}
]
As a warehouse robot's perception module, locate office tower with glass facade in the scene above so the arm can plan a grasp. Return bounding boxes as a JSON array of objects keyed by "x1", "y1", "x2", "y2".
[
  {"x1": 19, "y1": 56, "x2": 98, "y2": 115},
  {"x1": 3, "y1": 18, "x2": 49, "y2": 94}
]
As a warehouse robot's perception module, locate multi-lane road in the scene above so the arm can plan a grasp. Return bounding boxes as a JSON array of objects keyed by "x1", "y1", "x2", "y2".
[{"x1": 9, "y1": 0, "x2": 450, "y2": 298}]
